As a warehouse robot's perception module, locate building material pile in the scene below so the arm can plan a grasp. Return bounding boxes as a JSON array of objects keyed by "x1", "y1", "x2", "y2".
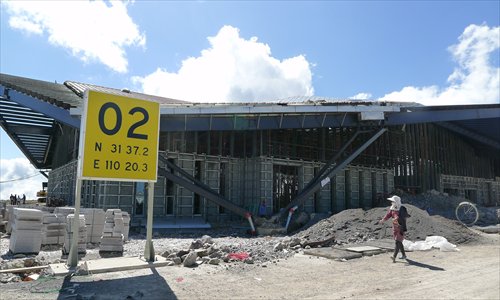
[
  {"x1": 9, "y1": 208, "x2": 42, "y2": 254},
  {"x1": 100, "y1": 209, "x2": 124, "y2": 252},
  {"x1": 63, "y1": 214, "x2": 87, "y2": 254},
  {"x1": 41, "y1": 213, "x2": 66, "y2": 245},
  {"x1": 81, "y1": 208, "x2": 105, "y2": 244}
]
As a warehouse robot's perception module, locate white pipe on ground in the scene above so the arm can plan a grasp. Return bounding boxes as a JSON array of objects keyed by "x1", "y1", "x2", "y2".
[
  {"x1": 285, "y1": 206, "x2": 299, "y2": 231},
  {"x1": 245, "y1": 212, "x2": 256, "y2": 235}
]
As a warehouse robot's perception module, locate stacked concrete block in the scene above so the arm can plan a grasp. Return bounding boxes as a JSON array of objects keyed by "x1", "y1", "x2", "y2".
[
  {"x1": 81, "y1": 208, "x2": 105, "y2": 244},
  {"x1": 41, "y1": 213, "x2": 66, "y2": 245},
  {"x1": 63, "y1": 214, "x2": 87, "y2": 254},
  {"x1": 54, "y1": 207, "x2": 75, "y2": 218},
  {"x1": 9, "y1": 208, "x2": 42, "y2": 254},
  {"x1": 5, "y1": 205, "x2": 15, "y2": 234},
  {"x1": 122, "y1": 211, "x2": 130, "y2": 241},
  {"x1": 0, "y1": 202, "x2": 5, "y2": 220},
  {"x1": 100, "y1": 209, "x2": 124, "y2": 252},
  {"x1": 0, "y1": 203, "x2": 5, "y2": 230}
]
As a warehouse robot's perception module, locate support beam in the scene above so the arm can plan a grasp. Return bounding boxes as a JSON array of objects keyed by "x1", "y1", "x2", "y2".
[
  {"x1": 0, "y1": 87, "x2": 80, "y2": 128},
  {"x1": 158, "y1": 155, "x2": 250, "y2": 218},
  {"x1": 282, "y1": 128, "x2": 387, "y2": 217},
  {"x1": 8, "y1": 124, "x2": 53, "y2": 135},
  {"x1": 385, "y1": 107, "x2": 500, "y2": 125},
  {"x1": 437, "y1": 121, "x2": 500, "y2": 150}
]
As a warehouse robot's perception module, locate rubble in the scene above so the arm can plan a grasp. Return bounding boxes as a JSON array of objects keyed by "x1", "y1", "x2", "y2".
[{"x1": 0, "y1": 192, "x2": 497, "y2": 282}]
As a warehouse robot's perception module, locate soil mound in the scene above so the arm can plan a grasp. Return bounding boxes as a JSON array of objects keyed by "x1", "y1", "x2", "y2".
[{"x1": 293, "y1": 204, "x2": 487, "y2": 245}]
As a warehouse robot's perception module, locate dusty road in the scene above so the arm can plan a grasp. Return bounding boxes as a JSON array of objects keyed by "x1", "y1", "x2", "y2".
[{"x1": 1, "y1": 234, "x2": 498, "y2": 300}]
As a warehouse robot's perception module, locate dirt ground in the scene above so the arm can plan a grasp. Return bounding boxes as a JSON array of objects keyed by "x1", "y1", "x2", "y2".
[{"x1": 0, "y1": 232, "x2": 498, "y2": 300}]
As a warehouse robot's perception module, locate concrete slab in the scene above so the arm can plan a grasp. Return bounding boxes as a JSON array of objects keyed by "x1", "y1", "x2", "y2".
[
  {"x1": 84, "y1": 255, "x2": 169, "y2": 274},
  {"x1": 304, "y1": 247, "x2": 363, "y2": 260},
  {"x1": 363, "y1": 239, "x2": 396, "y2": 250},
  {"x1": 49, "y1": 255, "x2": 169, "y2": 276},
  {"x1": 345, "y1": 246, "x2": 381, "y2": 252},
  {"x1": 361, "y1": 249, "x2": 385, "y2": 256},
  {"x1": 49, "y1": 263, "x2": 73, "y2": 276}
]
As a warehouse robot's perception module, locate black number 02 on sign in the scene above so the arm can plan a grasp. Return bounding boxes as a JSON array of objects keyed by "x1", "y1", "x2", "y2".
[{"x1": 80, "y1": 90, "x2": 159, "y2": 182}]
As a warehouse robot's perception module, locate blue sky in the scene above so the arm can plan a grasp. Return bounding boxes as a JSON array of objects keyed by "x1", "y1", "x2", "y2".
[{"x1": 0, "y1": 0, "x2": 499, "y2": 199}]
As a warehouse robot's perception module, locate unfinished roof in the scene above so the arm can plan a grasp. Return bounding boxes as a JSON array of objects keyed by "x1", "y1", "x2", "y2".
[{"x1": 1, "y1": 73, "x2": 499, "y2": 169}]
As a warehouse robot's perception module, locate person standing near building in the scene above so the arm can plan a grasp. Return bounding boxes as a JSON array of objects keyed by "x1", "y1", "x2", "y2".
[
  {"x1": 258, "y1": 200, "x2": 267, "y2": 218},
  {"x1": 379, "y1": 195, "x2": 407, "y2": 262}
]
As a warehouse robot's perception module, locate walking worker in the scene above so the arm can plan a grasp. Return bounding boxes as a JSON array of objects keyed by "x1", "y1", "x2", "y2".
[{"x1": 379, "y1": 195, "x2": 407, "y2": 262}]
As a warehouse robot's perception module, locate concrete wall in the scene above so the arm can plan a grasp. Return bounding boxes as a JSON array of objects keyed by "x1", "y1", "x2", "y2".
[{"x1": 440, "y1": 175, "x2": 500, "y2": 206}]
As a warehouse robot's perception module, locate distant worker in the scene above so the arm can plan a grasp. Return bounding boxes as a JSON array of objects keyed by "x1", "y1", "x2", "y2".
[
  {"x1": 379, "y1": 195, "x2": 407, "y2": 262},
  {"x1": 22, "y1": 194, "x2": 26, "y2": 204},
  {"x1": 258, "y1": 200, "x2": 267, "y2": 218}
]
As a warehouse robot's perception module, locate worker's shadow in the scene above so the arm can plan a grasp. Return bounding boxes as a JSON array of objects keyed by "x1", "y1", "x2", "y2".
[
  {"x1": 405, "y1": 258, "x2": 445, "y2": 271},
  {"x1": 57, "y1": 267, "x2": 177, "y2": 299}
]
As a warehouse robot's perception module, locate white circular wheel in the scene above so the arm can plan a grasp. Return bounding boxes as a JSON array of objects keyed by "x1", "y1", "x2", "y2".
[{"x1": 455, "y1": 201, "x2": 479, "y2": 226}]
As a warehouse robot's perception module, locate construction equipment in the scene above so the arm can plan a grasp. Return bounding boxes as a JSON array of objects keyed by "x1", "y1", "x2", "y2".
[{"x1": 36, "y1": 182, "x2": 48, "y2": 203}]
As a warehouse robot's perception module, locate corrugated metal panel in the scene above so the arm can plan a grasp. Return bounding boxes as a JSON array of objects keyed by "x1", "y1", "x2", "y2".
[
  {"x1": 0, "y1": 73, "x2": 82, "y2": 108},
  {"x1": 64, "y1": 81, "x2": 189, "y2": 105}
]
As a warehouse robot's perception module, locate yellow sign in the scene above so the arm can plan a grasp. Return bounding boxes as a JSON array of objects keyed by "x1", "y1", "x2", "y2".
[{"x1": 79, "y1": 90, "x2": 159, "y2": 182}]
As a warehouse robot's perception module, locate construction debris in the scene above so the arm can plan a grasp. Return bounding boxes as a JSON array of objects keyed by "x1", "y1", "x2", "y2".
[{"x1": 0, "y1": 192, "x2": 497, "y2": 283}]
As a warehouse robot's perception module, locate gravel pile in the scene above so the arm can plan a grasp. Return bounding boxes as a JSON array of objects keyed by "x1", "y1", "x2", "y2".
[{"x1": 293, "y1": 204, "x2": 487, "y2": 246}]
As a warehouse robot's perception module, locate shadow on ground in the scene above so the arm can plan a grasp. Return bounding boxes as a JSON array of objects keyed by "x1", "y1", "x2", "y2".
[
  {"x1": 406, "y1": 258, "x2": 445, "y2": 271},
  {"x1": 56, "y1": 268, "x2": 176, "y2": 300}
]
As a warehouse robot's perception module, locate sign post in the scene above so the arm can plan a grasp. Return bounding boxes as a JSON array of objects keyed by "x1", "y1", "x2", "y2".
[
  {"x1": 144, "y1": 182, "x2": 155, "y2": 261},
  {"x1": 68, "y1": 90, "x2": 160, "y2": 267},
  {"x1": 67, "y1": 177, "x2": 82, "y2": 268}
]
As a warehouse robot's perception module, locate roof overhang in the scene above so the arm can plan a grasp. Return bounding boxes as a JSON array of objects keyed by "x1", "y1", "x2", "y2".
[{"x1": 0, "y1": 84, "x2": 80, "y2": 169}]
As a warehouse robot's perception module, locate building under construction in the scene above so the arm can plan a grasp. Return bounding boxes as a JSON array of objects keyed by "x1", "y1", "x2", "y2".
[{"x1": 1, "y1": 73, "x2": 499, "y2": 225}]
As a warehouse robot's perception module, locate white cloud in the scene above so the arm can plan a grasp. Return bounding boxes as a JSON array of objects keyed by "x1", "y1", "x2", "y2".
[
  {"x1": 349, "y1": 92, "x2": 372, "y2": 100},
  {"x1": 0, "y1": 158, "x2": 44, "y2": 200},
  {"x1": 3, "y1": 0, "x2": 145, "y2": 73},
  {"x1": 380, "y1": 24, "x2": 500, "y2": 106},
  {"x1": 132, "y1": 25, "x2": 313, "y2": 102}
]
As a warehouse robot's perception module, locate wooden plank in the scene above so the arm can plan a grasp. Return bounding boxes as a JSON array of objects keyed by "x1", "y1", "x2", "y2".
[{"x1": 0, "y1": 265, "x2": 49, "y2": 274}]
